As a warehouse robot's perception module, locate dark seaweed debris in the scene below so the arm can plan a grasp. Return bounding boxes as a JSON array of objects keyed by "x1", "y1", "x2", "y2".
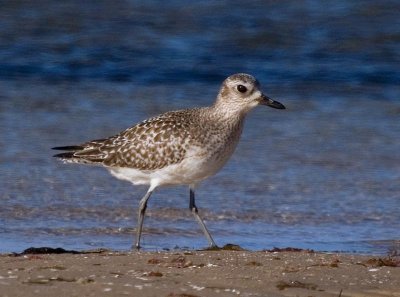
[
  {"x1": 12, "y1": 247, "x2": 110, "y2": 256},
  {"x1": 265, "y1": 247, "x2": 315, "y2": 253},
  {"x1": 204, "y1": 243, "x2": 246, "y2": 251},
  {"x1": 17, "y1": 247, "x2": 80, "y2": 255}
]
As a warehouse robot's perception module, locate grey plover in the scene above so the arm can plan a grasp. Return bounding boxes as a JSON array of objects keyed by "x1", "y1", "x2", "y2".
[{"x1": 53, "y1": 73, "x2": 285, "y2": 249}]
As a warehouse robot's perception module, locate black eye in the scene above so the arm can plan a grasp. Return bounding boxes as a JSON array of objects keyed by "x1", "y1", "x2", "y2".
[{"x1": 237, "y1": 85, "x2": 247, "y2": 93}]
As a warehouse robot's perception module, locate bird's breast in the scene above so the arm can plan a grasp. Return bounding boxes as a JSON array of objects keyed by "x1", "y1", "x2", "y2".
[{"x1": 181, "y1": 119, "x2": 244, "y2": 181}]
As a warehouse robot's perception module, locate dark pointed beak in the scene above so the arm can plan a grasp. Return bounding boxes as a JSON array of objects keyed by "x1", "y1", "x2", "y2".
[{"x1": 259, "y1": 94, "x2": 285, "y2": 109}]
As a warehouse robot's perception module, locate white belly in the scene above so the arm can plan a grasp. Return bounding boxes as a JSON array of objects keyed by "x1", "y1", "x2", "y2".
[{"x1": 108, "y1": 142, "x2": 237, "y2": 188}]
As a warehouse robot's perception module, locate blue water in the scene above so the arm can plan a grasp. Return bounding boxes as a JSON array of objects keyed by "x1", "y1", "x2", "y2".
[{"x1": 1, "y1": 1, "x2": 399, "y2": 254}]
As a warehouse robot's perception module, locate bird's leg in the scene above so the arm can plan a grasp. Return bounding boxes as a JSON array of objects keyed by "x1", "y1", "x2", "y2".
[
  {"x1": 135, "y1": 188, "x2": 154, "y2": 250},
  {"x1": 189, "y1": 187, "x2": 218, "y2": 248}
]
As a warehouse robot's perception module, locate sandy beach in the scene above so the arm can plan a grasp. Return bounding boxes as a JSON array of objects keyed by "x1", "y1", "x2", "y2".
[{"x1": 0, "y1": 247, "x2": 399, "y2": 297}]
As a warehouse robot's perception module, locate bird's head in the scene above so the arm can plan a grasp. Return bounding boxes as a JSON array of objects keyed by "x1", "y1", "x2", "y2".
[{"x1": 216, "y1": 73, "x2": 285, "y2": 114}]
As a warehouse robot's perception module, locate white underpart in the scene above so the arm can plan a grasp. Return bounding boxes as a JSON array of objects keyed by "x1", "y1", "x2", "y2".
[{"x1": 108, "y1": 141, "x2": 237, "y2": 188}]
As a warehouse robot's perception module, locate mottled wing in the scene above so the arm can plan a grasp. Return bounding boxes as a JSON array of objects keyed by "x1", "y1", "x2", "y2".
[
  {"x1": 101, "y1": 114, "x2": 192, "y2": 169},
  {"x1": 53, "y1": 111, "x2": 193, "y2": 171}
]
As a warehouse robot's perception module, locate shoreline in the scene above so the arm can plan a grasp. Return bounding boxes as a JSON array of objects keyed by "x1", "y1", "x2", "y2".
[{"x1": 1, "y1": 247, "x2": 399, "y2": 297}]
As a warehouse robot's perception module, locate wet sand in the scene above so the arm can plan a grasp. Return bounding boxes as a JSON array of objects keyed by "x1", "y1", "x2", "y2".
[{"x1": 0, "y1": 247, "x2": 399, "y2": 297}]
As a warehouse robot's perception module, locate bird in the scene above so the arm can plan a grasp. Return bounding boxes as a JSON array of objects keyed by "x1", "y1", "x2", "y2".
[{"x1": 53, "y1": 73, "x2": 285, "y2": 249}]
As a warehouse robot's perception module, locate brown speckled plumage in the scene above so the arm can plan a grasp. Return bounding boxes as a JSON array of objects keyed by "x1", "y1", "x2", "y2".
[
  {"x1": 54, "y1": 107, "x2": 243, "y2": 171},
  {"x1": 53, "y1": 73, "x2": 285, "y2": 249}
]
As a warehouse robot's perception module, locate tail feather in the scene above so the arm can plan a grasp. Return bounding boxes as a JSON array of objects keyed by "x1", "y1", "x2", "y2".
[
  {"x1": 52, "y1": 146, "x2": 84, "y2": 151},
  {"x1": 52, "y1": 144, "x2": 105, "y2": 164},
  {"x1": 53, "y1": 152, "x2": 76, "y2": 159}
]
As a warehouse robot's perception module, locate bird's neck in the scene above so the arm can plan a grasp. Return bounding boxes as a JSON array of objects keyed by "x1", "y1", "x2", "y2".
[
  {"x1": 206, "y1": 100, "x2": 247, "y2": 134},
  {"x1": 212, "y1": 96, "x2": 251, "y2": 121}
]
